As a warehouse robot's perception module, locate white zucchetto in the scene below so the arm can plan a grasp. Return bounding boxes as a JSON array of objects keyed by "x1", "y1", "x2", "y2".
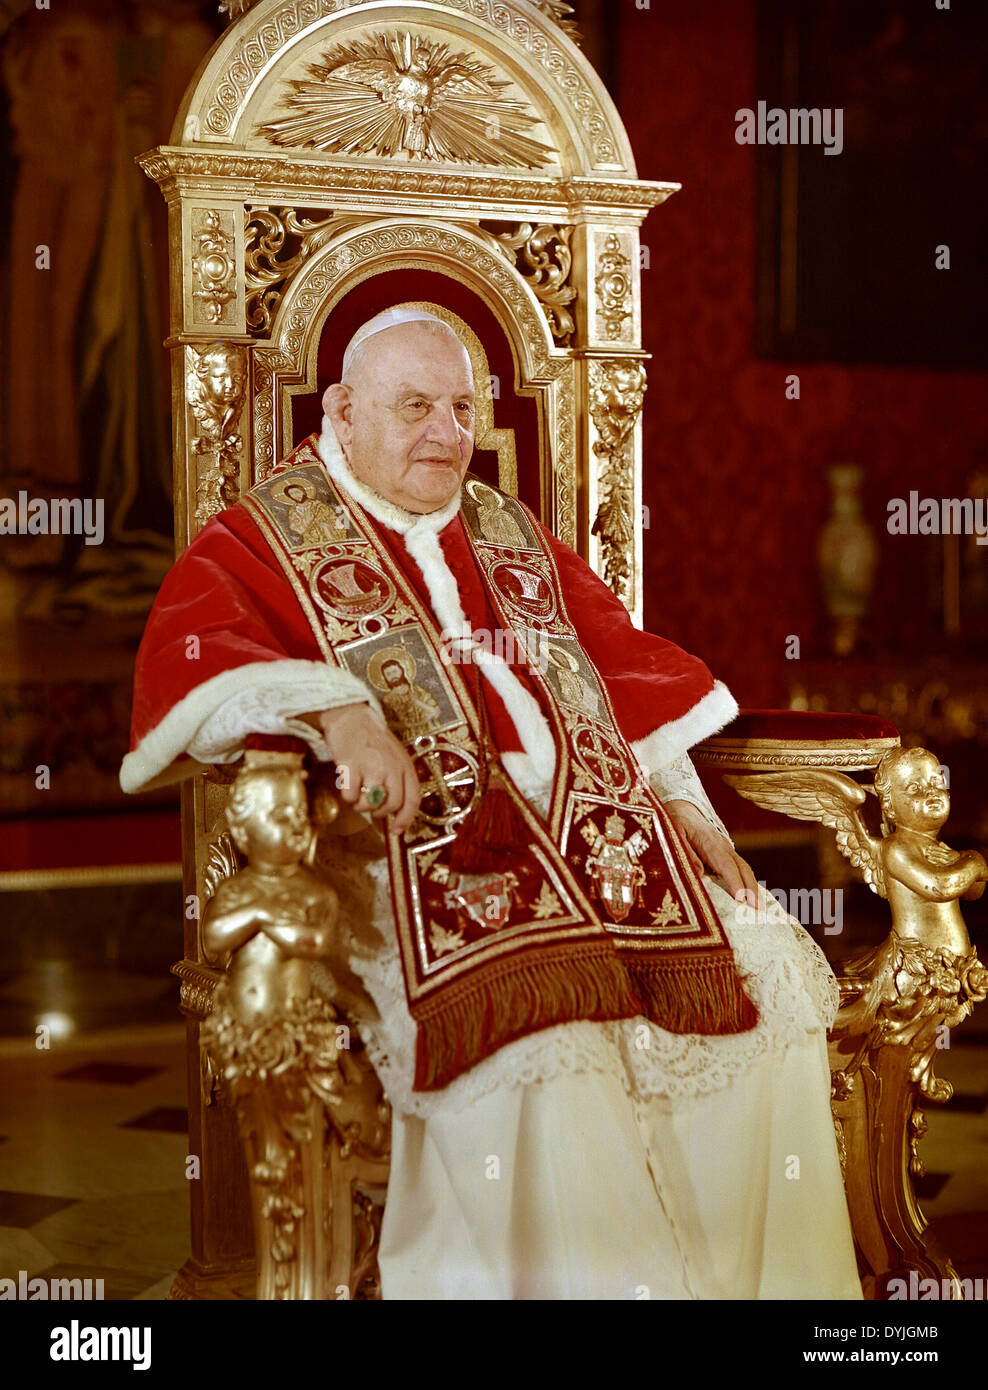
[{"x1": 341, "y1": 306, "x2": 457, "y2": 379}]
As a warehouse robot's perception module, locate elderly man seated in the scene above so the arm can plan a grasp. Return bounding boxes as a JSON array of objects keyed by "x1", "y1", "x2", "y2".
[{"x1": 121, "y1": 306, "x2": 861, "y2": 1300}]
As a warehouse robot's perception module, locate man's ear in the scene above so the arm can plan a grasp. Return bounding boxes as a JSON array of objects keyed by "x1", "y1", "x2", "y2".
[{"x1": 322, "y1": 383, "x2": 353, "y2": 452}]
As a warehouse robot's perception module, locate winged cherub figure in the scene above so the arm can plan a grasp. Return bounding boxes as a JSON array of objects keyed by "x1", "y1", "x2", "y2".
[{"x1": 728, "y1": 746, "x2": 986, "y2": 952}]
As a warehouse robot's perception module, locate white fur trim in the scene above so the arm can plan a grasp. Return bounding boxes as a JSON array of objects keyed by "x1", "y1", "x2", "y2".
[
  {"x1": 500, "y1": 751, "x2": 553, "y2": 803},
  {"x1": 120, "y1": 659, "x2": 382, "y2": 794},
  {"x1": 402, "y1": 523, "x2": 558, "y2": 782},
  {"x1": 629, "y1": 680, "x2": 739, "y2": 777}
]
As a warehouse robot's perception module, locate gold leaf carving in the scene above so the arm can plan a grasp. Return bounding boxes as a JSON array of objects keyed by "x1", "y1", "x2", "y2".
[
  {"x1": 494, "y1": 222, "x2": 576, "y2": 345},
  {"x1": 198, "y1": 0, "x2": 617, "y2": 165},
  {"x1": 191, "y1": 208, "x2": 238, "y2": 325},
  {"x1": 588, "y1": 359, "x2": 647, "y2": 603},
  {"x1": 245, "y1": 207, "x2": 338, "y2": 336},
  {"x1": 595, "y1": 232, "x2": 634, "y2": 342},
  {"x1": 186, "y1": 342, "x2": 248, "y2": 528},
  {"x1": 256, "y1": 31, "x2": 555, "y2": 170},
  {"x1": 531, "y1": 0, "x2": 582, "y2": 45}
]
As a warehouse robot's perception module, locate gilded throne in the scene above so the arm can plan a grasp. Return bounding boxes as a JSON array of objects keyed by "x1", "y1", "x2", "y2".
[{"x1": 139, "y1": 0, "x2": 986, "y2": 1299}]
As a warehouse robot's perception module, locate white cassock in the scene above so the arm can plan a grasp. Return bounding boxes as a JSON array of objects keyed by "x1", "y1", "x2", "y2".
[{"x1": 313, "y1": 756, "x2": 861, "y2": 1302}]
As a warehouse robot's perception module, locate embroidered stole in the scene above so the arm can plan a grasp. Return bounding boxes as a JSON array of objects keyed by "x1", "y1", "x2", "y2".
[{"x1": 243, "y1": 438, "x2": 757, "y2": 1091}]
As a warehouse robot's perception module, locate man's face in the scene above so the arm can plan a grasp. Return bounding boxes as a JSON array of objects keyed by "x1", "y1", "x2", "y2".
[{"x1": 323, "y1": 322, "x2": 475, "y2": 513}]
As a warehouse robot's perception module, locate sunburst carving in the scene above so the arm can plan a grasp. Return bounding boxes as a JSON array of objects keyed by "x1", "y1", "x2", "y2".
[{"x1": 255, "y1": 31, "x2": 555, "y2": 169}]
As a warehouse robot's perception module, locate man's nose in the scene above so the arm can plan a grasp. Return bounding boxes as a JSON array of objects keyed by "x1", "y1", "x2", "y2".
[{"x1": 426, "y1": 405, "x2": 465, "y2": 449}]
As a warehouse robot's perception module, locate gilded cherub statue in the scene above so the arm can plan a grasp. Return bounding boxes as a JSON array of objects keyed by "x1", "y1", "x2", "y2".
[
  {"x1": 727, "y1": 745, "x2": 988, "y2": 1099},
  {"x1": 728, "y1": 746, "x2": 986, "y2": 949},
  {"x1": 200, "y1": 750, "x2": 388, "y2": 1298},
  {"x1": 201, "y1": 750, "x2": 366, "y2": 1026}
]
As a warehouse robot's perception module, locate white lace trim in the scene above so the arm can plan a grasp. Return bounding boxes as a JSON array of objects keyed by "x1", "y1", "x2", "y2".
[{"x1": 644, "y1": 751, "x2": 735, "y2": 846}]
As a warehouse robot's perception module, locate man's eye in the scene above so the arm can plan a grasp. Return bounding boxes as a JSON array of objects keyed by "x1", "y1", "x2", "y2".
[{"x1": 456, "y1": 402, "x2": 474, "y2": 417}]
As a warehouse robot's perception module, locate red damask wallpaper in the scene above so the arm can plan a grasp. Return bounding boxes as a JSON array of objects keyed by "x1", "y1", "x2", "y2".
[{"x1": 620, "y1": 0, "x2": 988, "y2": 708}]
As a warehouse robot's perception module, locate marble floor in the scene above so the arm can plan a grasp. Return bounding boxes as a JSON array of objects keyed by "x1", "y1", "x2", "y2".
[{"x1": 0, "y1": 1024, "x2": 190, "y2": 1299}]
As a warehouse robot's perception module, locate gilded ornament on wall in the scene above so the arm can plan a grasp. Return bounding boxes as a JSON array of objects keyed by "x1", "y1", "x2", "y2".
[
  {"x1": 588, "y1": 359, "x2": 647, "y2": 602},
  {"x1": 255, "y1": 31, "x2": 555, "y2": 169}
]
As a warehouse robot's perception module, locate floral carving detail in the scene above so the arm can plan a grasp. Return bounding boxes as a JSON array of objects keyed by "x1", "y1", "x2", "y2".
[
  {"x1": 186, "y1": 342, "x2": 248, "y2": 528},
  {"x1": 494, "y1": 223, "x2": 576, "y2": 344},
  {"x1": 256, "y1": 31, "x2": 555, "y2": 170},
  {"x1": 191, "y1": 209, "x2": 238, "y2": 325},
  {"x1": 588, "y1": 359, "x2": 647, "y2": 603},
  {"x1": 595, "y1": 233, "x2": 634, "y2": 341}
]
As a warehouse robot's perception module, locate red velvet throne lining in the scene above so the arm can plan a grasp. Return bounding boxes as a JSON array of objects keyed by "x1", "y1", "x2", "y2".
[{"x1": 291, "y1": 269, "x2": 544, "y2": 518}]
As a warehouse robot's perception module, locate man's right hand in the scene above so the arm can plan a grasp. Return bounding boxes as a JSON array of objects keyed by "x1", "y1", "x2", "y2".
[{"x1": 309, "y1": 704, "x2": 421, "y2": 833}]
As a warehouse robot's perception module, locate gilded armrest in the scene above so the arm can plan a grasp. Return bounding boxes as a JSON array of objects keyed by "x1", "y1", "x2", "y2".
[
  {"x1": 705, "y1": 711, "x2": 988, "y2": 1297},
  {"x1": 189, "y1": 748, "x2": 390, "y2": 1301},
  {"x1": 693, "y1": 708, "x2": 901, "y2": 772}
]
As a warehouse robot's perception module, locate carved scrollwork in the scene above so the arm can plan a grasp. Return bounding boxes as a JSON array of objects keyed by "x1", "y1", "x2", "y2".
[
  {"x1": 351, "y1": 1191, "x2": 383, "y2": 1300},
  {"x1": 186, "y1": 341, "x2": 248, "y2": 527},
  {"x1": 255, "y1": 32, "x2": 555, "y2": 170},
  {"x1": 494, "y1": 223, "x2": 576, "y2": 344},
  {"x1": 908, "y1": 1107, "x2": 928, "y2": 1178},
  {"x1": 594, "y1": 232, "x2": 635, "y2": 342},
  {"x1": 588, "y1": 358, "x2": 646, "y2": 603},
  {"x1": 844, "y1": 939, "x2": 988, "y2": 1102},
  {"x1": 245, "y1": 207, "x2": 339, "y2": 336},
  {"x1": 221, "y1": 0, "x2": 579, "y2": 45},
  {"x1": 191, "y1": 209, "x2": 238, "y2": 325}
]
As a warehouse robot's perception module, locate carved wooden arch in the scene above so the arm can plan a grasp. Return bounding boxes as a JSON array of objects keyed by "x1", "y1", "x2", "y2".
[
  {"x1": 250, "y1": 218, "x2": 576, "y2": 535},
  {"x1": 172, "y1": 0, "x2": 636, "y2": 179}
]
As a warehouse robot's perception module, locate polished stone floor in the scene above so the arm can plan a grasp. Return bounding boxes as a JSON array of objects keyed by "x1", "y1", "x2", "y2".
[{"x1": 0, "y1": 1024, "x2": 189, "y2": 1299}]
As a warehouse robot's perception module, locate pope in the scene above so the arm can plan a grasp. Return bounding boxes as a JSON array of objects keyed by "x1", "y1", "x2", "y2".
[{"x1": 122, "y1": 306, "x2": 862, "y2": 1300}]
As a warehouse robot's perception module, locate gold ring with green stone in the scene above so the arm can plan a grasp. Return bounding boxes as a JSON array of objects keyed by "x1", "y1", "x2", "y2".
[{"x1": 362, "y1": 784, "x2": 386, "y2": 808}]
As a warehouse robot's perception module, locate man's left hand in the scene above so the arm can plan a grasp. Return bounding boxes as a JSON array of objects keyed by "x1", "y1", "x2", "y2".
[{"x1": 663, "y1": 799, "x2": 762, "y2": 908}]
